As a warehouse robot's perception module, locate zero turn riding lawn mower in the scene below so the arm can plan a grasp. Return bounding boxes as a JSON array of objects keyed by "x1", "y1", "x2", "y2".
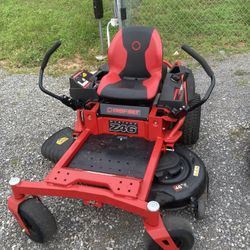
[{"x1": 8, "y1": 26, "x2": 215, "y2": 249}]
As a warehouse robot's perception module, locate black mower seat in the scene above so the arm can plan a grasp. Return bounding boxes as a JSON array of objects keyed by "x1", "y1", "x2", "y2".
[{"x1": 97, "y1": 26, "x2": 163, "y2": 101}]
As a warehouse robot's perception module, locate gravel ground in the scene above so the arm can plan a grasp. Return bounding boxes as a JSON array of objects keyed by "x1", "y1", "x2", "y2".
[{"x1": 0, "y1": 53, "x2": 249, "y2": 250}]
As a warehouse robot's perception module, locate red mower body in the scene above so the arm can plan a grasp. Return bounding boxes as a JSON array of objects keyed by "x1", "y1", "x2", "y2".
[{"x1": 8, "y1": 26, "x2": 215, "y2": 250}]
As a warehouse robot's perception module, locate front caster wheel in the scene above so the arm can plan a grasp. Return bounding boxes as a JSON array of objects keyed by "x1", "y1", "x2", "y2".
[
  {"x1": 144, "y1": 216, "x2": 194, "y2": 250},
  {"x1": 18, "y1": 198, "x2": 57, "y2": 243}
]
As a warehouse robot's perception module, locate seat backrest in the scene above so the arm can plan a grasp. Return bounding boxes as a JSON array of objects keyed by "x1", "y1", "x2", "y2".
[{"x1": 108, "y1": 26, "x2": 163, "y2": 79}]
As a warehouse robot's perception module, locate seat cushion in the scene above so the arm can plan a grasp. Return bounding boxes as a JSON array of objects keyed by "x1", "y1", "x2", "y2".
[
  {"x1": 98, "y1": 73, "x2": 161, "y2": 100},
  {"x1": 97, "y1": 26, "x2": 163, "y2": 101}
]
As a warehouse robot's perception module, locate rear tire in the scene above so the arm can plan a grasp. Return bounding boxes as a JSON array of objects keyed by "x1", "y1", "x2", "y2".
[
  {"x1": 144, "y1": 216, "x2": 194, "y2": 250},
  {"x1": 180, "y1": 93, "x2": 201, "y2": 145},
  {"x1": 19, "y1": 198, "x2": 57, "y2": 243}
]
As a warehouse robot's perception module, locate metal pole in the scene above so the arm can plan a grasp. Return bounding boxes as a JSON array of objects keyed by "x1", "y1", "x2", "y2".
[
  {"x1": 98, "y1": 19, "x2": 104, "y2": 55},
  {"x1": 113, "y1": 0, "x2": 118, "y2": 18},
  {"x1": 120, "y1": 0, "x2": 126, "y2": 27},
  {"x1": 116, "y1": 0, "x2": 123, "y2": 28}
]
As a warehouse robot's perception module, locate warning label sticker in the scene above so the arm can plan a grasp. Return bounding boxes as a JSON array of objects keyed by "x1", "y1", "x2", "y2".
[
  {"x1": 172, "y1": 182, "x2": 188, "y2": 192},
  {"x1": 193, "y1": 165, "x2": 200, "y2": 177},
  {"x1": 56, "y1": 137, "x2": 69, "y2": 145}
]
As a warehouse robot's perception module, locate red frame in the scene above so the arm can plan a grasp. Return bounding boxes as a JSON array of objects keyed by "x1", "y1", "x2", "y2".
[{"x1": 8, "y1": 60, "x2": 188, "y2": 250}]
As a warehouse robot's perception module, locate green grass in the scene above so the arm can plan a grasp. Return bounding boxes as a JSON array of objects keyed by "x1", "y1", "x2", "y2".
[
  {"x1": 132, "y1": 0, "x2": 250, "y2": 58},
  {"x1": 229, "y1": 126, "x2": 249, "y2": 142},
  {"x1": 238, "y1": 79, "x2": 249, "y2": 86},
  {"x1": 0, "y1": 0, "x2": 113, "y2": 72},
  {"x1": 0, "y1": 0, "x2": 249, "y2": 73},
  {"x1": 234, "y1": 69, "x2": 250, "y2": 76}
]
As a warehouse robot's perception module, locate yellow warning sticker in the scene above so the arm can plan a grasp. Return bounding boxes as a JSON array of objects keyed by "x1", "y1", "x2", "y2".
[
  {"x1": 193, "y1": 165, "x2": 200, "y2": 177},
  {"x1": 56, "y1": 137, "x2": 69, "y2": 145},
  {"x1": 82, "y1": 72, "x2": 87, "y2": 78}
]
